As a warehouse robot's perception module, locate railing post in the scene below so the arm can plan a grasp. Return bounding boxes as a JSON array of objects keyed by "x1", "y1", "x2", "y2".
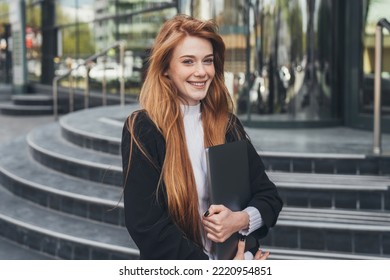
[
  {"x1": 119, "y1": 41, "x2": 126, "y2": 106},
  {"x1": 85, "y1": 63, "x2": 91, "y2": 109},
  {"x1": 102, "y1": 56, "x2": 107, "y2": 106},
  {"x1": 373, "y1": 23, "x2": 384, "y2": 155},
  {"x1": 53, "y1": 78, "x2": 59, "y2": 121},
  {"x1": 69, "y1": 74, "x2": 74, "y2": 112}
]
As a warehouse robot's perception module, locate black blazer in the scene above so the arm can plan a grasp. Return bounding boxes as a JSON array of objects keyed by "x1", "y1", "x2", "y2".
[{"x1": 121, "y1": 110, "x2": 283, "y2": 259}]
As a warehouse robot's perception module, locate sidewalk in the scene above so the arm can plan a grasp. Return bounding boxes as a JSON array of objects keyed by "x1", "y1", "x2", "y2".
[
  {"x1": 245, "y1": 125, "x2": 390, "y2": 156},
  {"x1": 0, "y1": 114, "x2": 54, "y2": 145},
  {"x1": 0, "y1": 84, "x2": 54, "y2": 144}
]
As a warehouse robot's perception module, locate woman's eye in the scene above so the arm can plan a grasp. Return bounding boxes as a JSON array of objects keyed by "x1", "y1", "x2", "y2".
[
  {"x1": 182, "y1": 59, "x2": 193, "y2": 65},
  {"x1": 203, "y1": 58, "x2": 214, "y2": 64}
]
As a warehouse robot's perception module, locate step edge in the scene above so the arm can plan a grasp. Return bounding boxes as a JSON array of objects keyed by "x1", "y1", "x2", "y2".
[
  {"x1": 262, "y1": 247, "x2": 388, "y2": 260},
  {"x1": 276, "y1": 220, "x2": 390, "y2": 231},
  {"x1": 26, "y1": 132, "x2": 121, "y2": 171},
  {"x1": 259, "y1": 150, "x2": 367, "y2": 159},
  {"x1": 60, "y1": 117, "x2": 120, "y2": 144},
  {"x1": 0, "y1": 104, "x2": 53, "y2": 110},
  {"x1": 0, "y1": 164, "x2": 123, "y2": 208},
  {"x1": 275, "y1": 181, "x2": 389, "y2": 190},
  {"x1": 282, "y1": 207, "x2": 390, "y2": 217},
  {"x1": 0, "y1": 212, "x2": 139, "y2": 256}
]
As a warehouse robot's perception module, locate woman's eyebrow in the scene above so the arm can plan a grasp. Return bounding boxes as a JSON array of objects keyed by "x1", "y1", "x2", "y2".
[{"x1": 179, "y1": 54, "x2": 214, "y2": 59}]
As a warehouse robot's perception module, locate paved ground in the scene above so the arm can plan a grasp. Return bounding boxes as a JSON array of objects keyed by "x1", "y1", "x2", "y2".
[
  {"x1": 245, "y1": 125, "x2": 390, "y2": 156},
  {"x1": 0, "y1": 84, "x2": 55, "y2": 145},
  {"x1": 0, "y1": 113, "x2": 55, "y2": 145}
]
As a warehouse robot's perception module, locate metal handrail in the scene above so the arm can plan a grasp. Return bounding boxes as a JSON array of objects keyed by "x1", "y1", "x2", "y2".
[
  {"x1": 53, "y1": 41, "x2": 126, "y2": 120},
  {"x1": 373, "y1": 18, "x2": 390, "y2": 155}
]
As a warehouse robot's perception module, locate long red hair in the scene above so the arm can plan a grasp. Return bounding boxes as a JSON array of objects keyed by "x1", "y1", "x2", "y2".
[{"x1": 127, "y1": 15, "x2": 238, "y2": 248}]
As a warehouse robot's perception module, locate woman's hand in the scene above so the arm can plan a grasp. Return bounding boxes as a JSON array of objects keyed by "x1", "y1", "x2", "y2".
[
  {"x1": 202, "y1": 204, "x2": 249, "y2": 243},
  {"x1": 233, "y1": 236, "x2": 270, "y2": 260}
]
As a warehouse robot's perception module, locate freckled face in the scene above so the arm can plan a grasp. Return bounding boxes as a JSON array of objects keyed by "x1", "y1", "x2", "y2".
[{"x1": 167, "y1": 36, "x2": 215, "y2": 105}]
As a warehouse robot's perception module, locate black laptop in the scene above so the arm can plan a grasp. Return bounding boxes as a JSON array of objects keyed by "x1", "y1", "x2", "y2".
[{"x1": 205, "y1": 140, "x2": 253, "y2": 259}]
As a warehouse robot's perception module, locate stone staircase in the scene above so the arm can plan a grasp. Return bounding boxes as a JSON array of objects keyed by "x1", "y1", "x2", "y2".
[
  {"x1": 261, "y1": 158, "x2": 390, "y2": 259},
  {"x1": 0, "y1": 104, "x2": 389, "y2": 259},
  {"x1": 0, "y1": 94, "x2": 56, "y2": 116},
  {"x1": 0, "y1": 105, "x2": 139, "y2": 259},
  {"x1": 0, "y1": 86, "x2": 137, "y2": 116}
]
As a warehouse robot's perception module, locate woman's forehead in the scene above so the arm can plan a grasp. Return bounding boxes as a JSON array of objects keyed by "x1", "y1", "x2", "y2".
[{"x1": 172, "y1": 36, "x2": 213, "y2": 57}]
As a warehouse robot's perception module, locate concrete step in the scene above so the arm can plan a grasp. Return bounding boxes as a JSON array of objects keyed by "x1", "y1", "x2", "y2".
[
  {"x1": 0, "y1": 183, "x2": 139, "y2": 259},
  {"x1": 260, "y1": 150, "x2": 390, "y2": 175},
  {"x1": 263, "y1": 207, "x2": 390, "y2": 257},
  {"x1": 27, "y1": 123, "x2": 122, "y2": 185},
  {"x1": 269, "y1": 171, "x2": 390, "y2": 211},
  {"x1": 0, "y1": 136, "x2": 124, "y2": 226},
  {"x1": 0, "y1": 92, "x2": 84, "y2": 116},
  {"x1": 0, "y1": 102, "x2": 54, "y2": 116},
  {"x1": 12, "y1": 94, "x2": 54, "y2": 106},
  {"x1": 57, "y1": 105, "x2": 390, "y2": 175},
  {"x1": 264, "y1": 246, "x2": 388, "y2": 260},
  {"x1": 59, "y1": 104, "x2": 138, "y2": 155},
  {"x1": 280, "y1": 207, "x2": 390, "y2": 227},
  {"x1": 0, "y1": 236, "x2": 55, "y2": 260}
]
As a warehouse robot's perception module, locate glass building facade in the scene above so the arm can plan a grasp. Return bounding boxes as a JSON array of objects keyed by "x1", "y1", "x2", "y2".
[{"x1": 0, "y1": 0, "x2": 389, "y2": 131}]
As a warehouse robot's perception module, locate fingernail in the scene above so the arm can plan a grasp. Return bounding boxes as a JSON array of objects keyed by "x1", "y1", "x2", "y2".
[
  {"x1": 239, "y1": 234, "x2": 246, "y2": 242},
  {"x1": 203, "y1": 210, "x2": 210, "y2": 217}
]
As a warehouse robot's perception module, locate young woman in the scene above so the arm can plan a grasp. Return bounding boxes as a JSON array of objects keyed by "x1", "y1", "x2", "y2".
[{"x1": 121, "y1": 14, "x2": 283, "y2": 260}]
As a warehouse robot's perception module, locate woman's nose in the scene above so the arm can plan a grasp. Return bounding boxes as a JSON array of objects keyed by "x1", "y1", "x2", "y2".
[{"x1": 194, "y1": 63, "x2": 206, "y2": 77}]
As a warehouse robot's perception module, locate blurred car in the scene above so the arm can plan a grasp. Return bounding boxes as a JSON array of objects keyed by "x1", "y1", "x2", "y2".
[{"x1": 89, "y1": 62, "x2": 121, "y2": 82}]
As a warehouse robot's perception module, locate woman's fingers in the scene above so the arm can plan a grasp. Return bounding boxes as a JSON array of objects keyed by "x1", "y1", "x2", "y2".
[
  {"x1": 233, "y1": 235, "x2": 246, "y2": 260},
  {"x1": 206, "y1": 204, "x2": 226, "y2": 216},
  {"x1": 203, "y1": 204, "x2": 243, "y2": 242},
  {"x1": 254, "y1": 249, "x2": 270, "y2": 260}
]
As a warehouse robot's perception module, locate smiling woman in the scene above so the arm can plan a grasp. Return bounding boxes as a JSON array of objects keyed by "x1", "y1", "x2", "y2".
[{"x1": 121, "y1": 14, "x2": 283, "y2": 260}]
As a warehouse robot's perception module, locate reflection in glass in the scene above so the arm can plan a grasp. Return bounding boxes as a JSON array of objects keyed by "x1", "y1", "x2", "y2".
[
  {"x1": 187, "y1": 0, "x2": 341, "y2": 123},
  {"x1": 55, "y1": 0, "x2": 177, "y2": 98},
  {"x1": 231, "y1": 0, "x2": 341, "y2": 123}
]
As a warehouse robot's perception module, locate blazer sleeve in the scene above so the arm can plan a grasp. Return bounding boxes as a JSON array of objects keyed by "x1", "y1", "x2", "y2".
[
  {"x1": 227, "y1": 114, "x2": 283, "y2": 239},
  {"x1": 121, "y1": 112, "x2": 208, "y2": 260}
]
